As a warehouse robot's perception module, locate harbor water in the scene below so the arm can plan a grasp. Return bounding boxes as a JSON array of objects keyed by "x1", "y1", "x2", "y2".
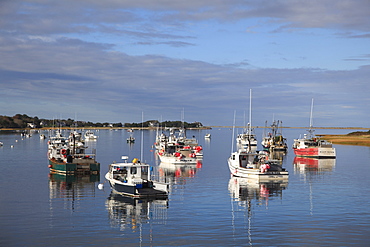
[{"x1": 1, "y1": 128, "x2": 369, "y2": 246}]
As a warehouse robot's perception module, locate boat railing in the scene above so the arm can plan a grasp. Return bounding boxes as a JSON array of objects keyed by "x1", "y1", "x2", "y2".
[{"x1": 73, "y1": 153, "x2": 96, "y2": 158}]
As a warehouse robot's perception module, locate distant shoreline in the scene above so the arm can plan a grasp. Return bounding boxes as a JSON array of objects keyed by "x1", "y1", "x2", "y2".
[
  {"x1": 2, "y1": 126, "x2": 369, "y2": 147},
  {"x1": 0, "y1": 126, "x2": 368, "y2": 131},
  {"x1": 0, "y1": 126, "x2": 212, "y2": 132},
  {"x1": 320, "y1": 133, "x2": 370, "y2": 147}
]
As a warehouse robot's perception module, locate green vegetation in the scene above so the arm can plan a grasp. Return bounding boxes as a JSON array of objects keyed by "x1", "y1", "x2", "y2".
[{"x1": 0, "y1": 114, "x2": 203, "y2": 129}]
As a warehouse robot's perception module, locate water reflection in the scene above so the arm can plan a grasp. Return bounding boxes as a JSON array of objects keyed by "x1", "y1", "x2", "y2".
[
  {"x1": 293, "y1": 157, "x2": 336, "y2": 176},
  {"x1": 106, "y1": 192, "x2": 168, "y2": 232},
  {"x1": 48, "y1": 173, "x2": 99, "y2": 211},
  {"x1": 228, "y1": 177, "x2": 288, "y2": 206},
  {"x1": 228, "y1": 177, "x2": 288, "y2": 245},
  {"x1": 158, "y1": 161, "x2": 202, "y2": 184},
  {"x1": 293, "y1": 157, "x2": 336, "y2": 215}
]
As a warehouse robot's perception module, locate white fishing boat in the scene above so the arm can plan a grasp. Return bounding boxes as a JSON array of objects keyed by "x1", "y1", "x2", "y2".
[
  {"x1": 204, "y1": 133, "x2": 211, "y2": 138},
  {"x1": 156, "y1": 127, "x2": 203, "y2": 164},
  {"x1": 236, "y1": 125, "x2": 258, "y2": 151},
  {"x1": 105, "y1": 156, "x2": 169, "y2": 198},
  {"x1": 228, "y1": 149, "x2": 289, "y2": 180},
  {"x1": 237, "y1": 89, "x2": 257, "y2": 151},
  {"x1": 84, "y1": 130, "x2": 97, "y2": 141},
  {"x1": 292, "y1": 99, "x2": 336, "y2": 158},
  {"x1": 157, "y1": 143, "x2": 200, "y2": 164},
  {"x1": 228, "y1": 89, "x2": 288, "y2": 181}
]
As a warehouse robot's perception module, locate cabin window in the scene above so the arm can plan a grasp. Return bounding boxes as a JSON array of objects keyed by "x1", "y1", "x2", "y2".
[
  {"x1": 141, "y1": 167, "x2": 149, "y2": 180},
  {"x1": 131, "y1": 167, "x2": 137, "y2": 174},
  {"x1": 141, "y1": 167, "x2": 148, "y2": 175}
]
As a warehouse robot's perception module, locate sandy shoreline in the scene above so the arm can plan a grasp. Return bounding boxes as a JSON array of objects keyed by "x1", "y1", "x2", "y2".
[{"x1": 320, "y1": 134, "x2": 370, "y2": 147}]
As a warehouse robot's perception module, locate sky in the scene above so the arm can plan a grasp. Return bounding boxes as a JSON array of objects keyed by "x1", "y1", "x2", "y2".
[{"x1": 1, "y1": 0, "x2": 370, "y2": 128}]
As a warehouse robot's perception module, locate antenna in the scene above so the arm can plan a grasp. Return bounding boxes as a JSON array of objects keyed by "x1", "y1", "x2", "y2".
[
  {"x1": 141, "y1": 111, "x2": 144, "y2": 161},
  {"x1": 308, "y1": 98, "x2": 315, "y2": 138},
  {"x1": 231, "y1": 110, "x2": 236, "y2": 153},
  {"x1": 249, "y1": 89, "x2": 252, "y2": 130},
  {"x1": 309, "y1": 98, "x2": 314, "y2": 128}
]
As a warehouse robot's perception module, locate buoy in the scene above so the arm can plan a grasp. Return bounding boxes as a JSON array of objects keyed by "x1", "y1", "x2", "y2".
[{"x1": 98, "y1": 183, "x2": 104, "y2": 190}]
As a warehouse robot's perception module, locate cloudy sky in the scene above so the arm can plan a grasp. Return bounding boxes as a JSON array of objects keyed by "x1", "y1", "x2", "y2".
[{"x1": 1, "y1": 0, "x2": 369, "y2": 127}]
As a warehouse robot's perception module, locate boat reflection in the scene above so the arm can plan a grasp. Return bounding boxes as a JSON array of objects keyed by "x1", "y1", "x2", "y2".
[
  {"x1": 228, "y1": 177, "x2": 288, "y2": 245},
  {"x1": 228, "y1": 177, "x2": 288, "y2": 206},
  {"x1": 158, "y1": 161, "x2": 202, "y2": 184},
  {"x1": 293, "y1": 157, "x2": 336, "y2": 215},
  {"x1": 106, "y1": 192, "x2": 168, "y2": 232},
  {"x1": 293, "y1": 156, "x2": 336, "y2": 175},
  {"x1": 49, "y1": 173, "x2": 99, "y2": 198},
  {"x1": 48, "y1": 173, "x2": 99, "y2": 211}
]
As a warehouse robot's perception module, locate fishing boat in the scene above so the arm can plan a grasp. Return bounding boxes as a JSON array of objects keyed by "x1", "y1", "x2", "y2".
[
  {"x1": 261, "y1": 120, "x2": 287, "y2": 152},
  {"x1": 84, "y1": 130, "x2": 97, "y2": 141},
  {"x1": 292, "y1": 134, "x2": 336, "y2": 158},
  {"x1": 228, "y1": 149, "x2": 289, "y2": 180},
  {"x1": 47, "y1": 130, "x2": 100, "y2": 175},
  {"x1": 292, "y1": 99, "x2": 336, "y2": 158},
  {"x1": 204, "y1": 133, "x2": 211, "y2": 138},
  {"x1": 156, "y1": 127, "x2": 203, "y2": 164},
  {"x1": 127, "y1": 136, "x2": 135, "y2": 143},
  {"x1": 237, "y1": 89, "x2": 257, "y2": 151},
  {"x1": 236, "y1": 124, "x2": 258, "y2": 151},
  {"x1": 157, "y1": 141, "x2": 201, "y2": 164},
  {"x1": 105, "y1": 156, "x2": 169, "y2": 198},
  {"x1": 228, "y1": 89, "x2": 288, "y2": 181}
]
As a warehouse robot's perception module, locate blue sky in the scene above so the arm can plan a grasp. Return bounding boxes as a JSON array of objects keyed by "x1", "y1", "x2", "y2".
[{"x1": 1, "y1": 0, "x2": 369, "y2": 127}]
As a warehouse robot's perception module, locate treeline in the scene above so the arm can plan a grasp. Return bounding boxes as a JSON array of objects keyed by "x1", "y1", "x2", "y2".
[
  {"x1": 0, "y1": 114, "x2": 203, "y2": 129},
  {"x1": 348, "y1": 130, "x2": 370, "y2": 135},
  {"x1": 0, "y1": 114, "x2": 123, "y2": 128},
  {"x1": 125, "y1": 120, "x2": 203, "y2": 128}
]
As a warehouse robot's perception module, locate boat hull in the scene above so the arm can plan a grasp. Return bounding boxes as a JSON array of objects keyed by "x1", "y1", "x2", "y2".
[
  {"x1": 293, "y1": 147, "x2": 336, "y2": 158},
  {"x1": 158, "y1": 155, "x2": 198, "y2": 165},
  {"x1": 49, "y1": 159, "x2": 100, "y2": 175},
  {"x1": 106, "y1": 175, "x2": 168, "y2": 198}
]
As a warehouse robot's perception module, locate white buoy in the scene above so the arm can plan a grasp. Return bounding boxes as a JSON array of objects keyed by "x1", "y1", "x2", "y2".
[{"x1": 98, "y1": 183, "x2": 104, "y2": 190}]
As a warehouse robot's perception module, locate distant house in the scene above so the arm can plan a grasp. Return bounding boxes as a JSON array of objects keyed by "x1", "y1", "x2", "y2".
[{"x1": 27, "y1": 123, "x2": 36, "y2": 128}]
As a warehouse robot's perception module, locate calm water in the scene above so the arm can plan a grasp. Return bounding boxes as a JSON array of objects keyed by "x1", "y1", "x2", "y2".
[{"x1": 1, "y1": 128, "x2": 369, "y2": 246}]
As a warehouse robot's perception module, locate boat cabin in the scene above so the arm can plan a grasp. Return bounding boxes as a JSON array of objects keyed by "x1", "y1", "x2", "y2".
[{"x1": 109, "y1": 157, "x2": 151, "y2": 187}]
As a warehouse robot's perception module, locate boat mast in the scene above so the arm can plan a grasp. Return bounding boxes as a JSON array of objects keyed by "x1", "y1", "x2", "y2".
[
  {"x1": 248, "y1": 89, "x2": 252, "y2": 152},
  {"x1": 231, "y1": 110, "x2": 236, "y2": 153},
  {"x1": 249, "y1": 89, "x2": 252, "y2": 137},
  {"x1": 141, "y1": 111, "x2": 144, "y2": 162},
  {"x1": 308, "y1": 98, "x2": 315, "y2": 138},
  {"x1": 309, "y1": 98, "x2": 314, "y2": 129}
]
